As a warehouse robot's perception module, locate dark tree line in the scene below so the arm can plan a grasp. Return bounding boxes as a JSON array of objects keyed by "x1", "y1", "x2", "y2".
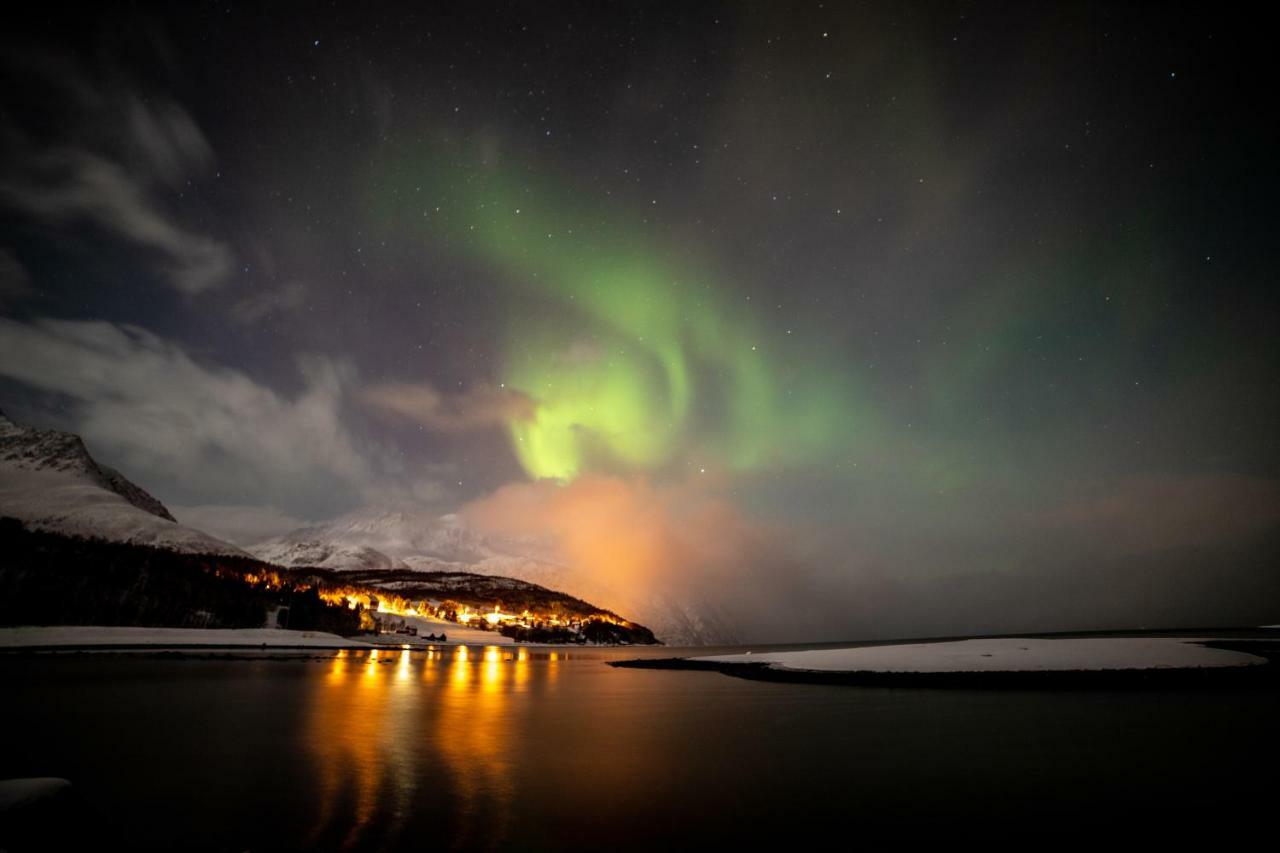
[
  {"x1": 0, "y1": 517, "x2": 360, "y2": 634},
  {"x1": 499, "y1": 617, "x2": 658, "y2": 645}
]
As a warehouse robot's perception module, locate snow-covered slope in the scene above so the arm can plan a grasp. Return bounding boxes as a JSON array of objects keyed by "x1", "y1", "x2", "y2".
[
  {"x1": 0, "y1": 411, "x2": 245, "y2": 556},
  {"x1": 0, "y1": 410, "x2": 175, "y2": 520},
  {"x1": 252, "y1": 507, "x2": 733, "y2": 645}
]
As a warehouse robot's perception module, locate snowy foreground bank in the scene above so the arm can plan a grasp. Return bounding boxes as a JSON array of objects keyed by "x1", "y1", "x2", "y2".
[
  {"x1": 695, "y1": 637, "x2": 1267, "y2": 673},
  {"x1": 0, "y1": 626, "x2": 375, "y2": 649}
]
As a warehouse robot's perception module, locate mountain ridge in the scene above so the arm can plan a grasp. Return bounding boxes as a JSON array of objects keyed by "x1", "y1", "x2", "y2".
[{"x1": 251, "y1": 507, "x2": 735, "y2": 645}]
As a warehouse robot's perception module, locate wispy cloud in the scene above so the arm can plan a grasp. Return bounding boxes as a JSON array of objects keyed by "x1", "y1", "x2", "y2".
[
  {"x1": 0, "y1": 53, "x2": 233, "y2": 293},
  {"x1": 0, "y1": 317, "x2": 372, "y2": 514},
  {"x1": 229, "y1": 281, "x2": 309, "y2": 325},
  {"x1": 362, "y1": 382, "x2": 536, "y2": 432}
]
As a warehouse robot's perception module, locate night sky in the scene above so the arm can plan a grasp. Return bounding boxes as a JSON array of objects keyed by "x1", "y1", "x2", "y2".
[{"x1": 2, "y1": 2, "x2": 1278, "y2": 640}]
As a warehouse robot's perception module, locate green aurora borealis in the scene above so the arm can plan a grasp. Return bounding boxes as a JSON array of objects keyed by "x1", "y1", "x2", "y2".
[
  {"x1": 369, "y1": 150, "x2": 1221, "y2": 500},
  {"x1": 376, "y1": 159, "x2": 873, "y2": 482}
]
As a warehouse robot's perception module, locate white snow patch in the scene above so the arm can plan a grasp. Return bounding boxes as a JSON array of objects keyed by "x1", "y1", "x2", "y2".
[
  {"x1": 368, "y1": 613, "x2": 515, "y2": 647},
  {"x1": 694, "y1": 637, "x2": 1267, "y2": 673}
]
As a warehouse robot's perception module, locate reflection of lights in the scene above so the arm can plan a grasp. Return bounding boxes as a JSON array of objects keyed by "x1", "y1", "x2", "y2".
[
  {"x1": 306, "y1": 628, "x2": 556, "y2": 849},
  {"x1": 307, "y1": 641, "x2": 424, "y2": 849},
  {"x1": 452, "y1": 649, "x2": 471, "y2": 687},
  {"x1": 482, "y1": 646, "x2": 502, "y2": 691},
  {"x1": 327, "y1": 650, "x2": 348, "y2": 682},
  {"x1": 437, "y1": 637, "x2": 519, "y2": 847},
  {"x1": 422, "y1": 651, "x2": 439, "y2": 685},
  {"x1": 514, "y1": 645, "x2": 530, "y2": 688}
]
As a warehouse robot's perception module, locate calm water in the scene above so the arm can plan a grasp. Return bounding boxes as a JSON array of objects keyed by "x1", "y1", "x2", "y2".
[{"x1": 3, "y1": 645, "x2": 1276, "y2": 850}]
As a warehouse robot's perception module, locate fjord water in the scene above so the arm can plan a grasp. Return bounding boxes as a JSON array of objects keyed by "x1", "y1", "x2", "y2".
[{"x1": 3, "y1": 646, "x2": 1275, "y2": 849}]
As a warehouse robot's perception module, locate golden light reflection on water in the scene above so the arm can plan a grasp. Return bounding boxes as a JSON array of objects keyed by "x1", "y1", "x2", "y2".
[{"x1": 306, "y1": 645, "x2": 535, "y2": 850}]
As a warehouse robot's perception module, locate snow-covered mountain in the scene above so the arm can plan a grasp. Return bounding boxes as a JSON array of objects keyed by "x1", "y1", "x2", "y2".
[
  {"x1": 0, "y1": 411, "x2": 245, "y2": 556},
  {"x1": 252, "y1": 507, "x2": 568, "y2": 579},
  {"x1": 251, "y1": 507, "x2": 735, "y2": 645}
]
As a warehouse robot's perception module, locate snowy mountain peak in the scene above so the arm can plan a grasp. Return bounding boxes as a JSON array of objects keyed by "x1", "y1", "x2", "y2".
[
  {"x1": 0, "y1": 411, "x2": 243, "y2": 556},
  {"x1": 0, "y1": 413, "x2": 175, "y2": 521},
  {"x1": 249, "y1": 505, "x2": 567, "y2": 572}
]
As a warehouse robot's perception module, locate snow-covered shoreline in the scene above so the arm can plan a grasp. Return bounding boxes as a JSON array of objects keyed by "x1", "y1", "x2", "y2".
[
  {"x1": 0, "y1": 626, "x2": 376, "y2": 650},
  {"x1": 693, "y1": 637, "x2": 1268, "y2": 673}
]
